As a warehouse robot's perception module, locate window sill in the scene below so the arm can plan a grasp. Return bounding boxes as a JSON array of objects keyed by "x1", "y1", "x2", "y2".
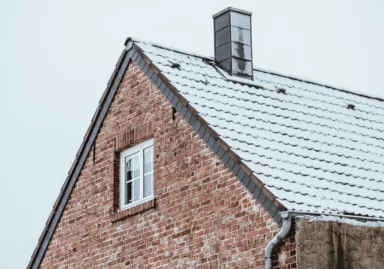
[{"x1": 111, "y1": 198, "x2": 156, "y2": 223}]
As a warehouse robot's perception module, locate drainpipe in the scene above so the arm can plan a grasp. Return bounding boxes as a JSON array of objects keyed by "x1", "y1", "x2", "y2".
[{"x1": 265, "y1": 212, "x2": 292, "y2": 269}]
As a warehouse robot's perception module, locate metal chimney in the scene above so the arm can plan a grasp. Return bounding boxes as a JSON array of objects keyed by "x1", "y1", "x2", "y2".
[{"x1": 213, "y1": 7, "x2": 253, "y2": 80}]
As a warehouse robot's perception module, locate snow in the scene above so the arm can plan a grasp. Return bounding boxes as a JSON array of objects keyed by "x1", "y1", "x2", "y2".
[
  {"x1": 297, "y1": 215, "x2": 384, "y2": 227},
  {"x1": 232, "y1": 43, "x2": 252, "y2": 61},
  {"x1": 231, "y1": 27, "x2": 251, "y2": 45},
  {"x1": 230, "y1": 12, "x2": 251, "y2": 30},
  {"x1": 253, "y1": 65, "x2": 384, "y2": 102},
  {"x1": 132, "y1": 37, "x2": 214, "y2": 61},
  {"x1": 136, "y1": 39, "x2": 384, "y2": 219}
]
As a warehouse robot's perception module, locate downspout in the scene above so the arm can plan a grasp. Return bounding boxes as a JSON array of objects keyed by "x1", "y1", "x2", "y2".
[{"x1": 265, "y1": 212, "x2": 292, "y2": 269}]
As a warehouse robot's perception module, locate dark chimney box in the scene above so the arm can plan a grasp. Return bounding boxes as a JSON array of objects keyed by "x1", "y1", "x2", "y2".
[{"x1": 213, "y1": 7, "x2": 253, "y2": 80}]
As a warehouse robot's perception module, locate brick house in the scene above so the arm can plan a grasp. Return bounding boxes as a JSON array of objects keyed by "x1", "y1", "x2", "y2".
[{"x1": 28, "y1": 7, "x2": 384, "y2": 269}]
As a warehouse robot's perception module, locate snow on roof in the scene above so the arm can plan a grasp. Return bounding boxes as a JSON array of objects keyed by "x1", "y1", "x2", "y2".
[
  {"x1": 297, "y1": 215, "x2": 384, "y2": 227},
  {"x1": 134, "y1": 39, "x2": 384, "y2": 218}
]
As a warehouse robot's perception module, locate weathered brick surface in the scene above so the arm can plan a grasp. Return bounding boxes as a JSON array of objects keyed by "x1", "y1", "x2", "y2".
[
  {"x1": 273, "y1": 233, "x2": 297, "y2": 269},
  {"x1": 39, "y1": 61, "x2": 296, "y2": 268}
]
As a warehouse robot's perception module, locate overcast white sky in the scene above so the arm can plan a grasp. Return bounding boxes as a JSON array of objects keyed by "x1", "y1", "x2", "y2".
[{"x1": 1, "y1": 0, "x2": 383, "y2": 268}]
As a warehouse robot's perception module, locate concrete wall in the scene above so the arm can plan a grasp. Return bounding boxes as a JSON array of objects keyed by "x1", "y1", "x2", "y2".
[{"x1": 296, "y1": 217, "x2": 384, "y2": 269}]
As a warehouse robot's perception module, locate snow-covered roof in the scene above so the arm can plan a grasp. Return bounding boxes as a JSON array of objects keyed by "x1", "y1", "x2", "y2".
[{"x1": 135, "y1": 39, "x2": 384, "y2": 218}]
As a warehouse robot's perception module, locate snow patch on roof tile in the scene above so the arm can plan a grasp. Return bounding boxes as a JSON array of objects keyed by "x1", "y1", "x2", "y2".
[
  {"x1": 132, "y1": 37, "x2": 214, "y2": 61},
  {"x1": 135, "y1": 39, "x2": 384, "y2": 219},
  {"x1": 253, "y1": 65, "x2": 384, "y2": 102}
]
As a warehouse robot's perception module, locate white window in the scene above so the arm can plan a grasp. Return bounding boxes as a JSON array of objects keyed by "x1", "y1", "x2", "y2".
[{"x1": 120, "y1": 139, "x2": 154, "y2": 209}]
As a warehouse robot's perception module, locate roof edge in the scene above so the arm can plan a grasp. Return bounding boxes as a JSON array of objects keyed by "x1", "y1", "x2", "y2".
[
  {"x1": 126, "y1": 37, "x2": 215, "y2": 61},
  {"x1": 27, "y1": 41, "x2": 135, "y2": 269},
  {"x1": 286, "y1": 210, "x2": 384, "y2": 223}
]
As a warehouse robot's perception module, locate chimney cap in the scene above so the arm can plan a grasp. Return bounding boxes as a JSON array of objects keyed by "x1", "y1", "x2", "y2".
[{"x1": 212, "y1": 7, "x2": 252, "y2": 19}]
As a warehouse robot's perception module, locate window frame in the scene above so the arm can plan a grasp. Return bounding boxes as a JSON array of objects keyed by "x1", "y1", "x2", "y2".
[{"x1": 119, "y1": 138, "x2": 154, "y2": 210}]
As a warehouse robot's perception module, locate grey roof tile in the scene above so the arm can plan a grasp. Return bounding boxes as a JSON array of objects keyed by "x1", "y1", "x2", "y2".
[{"x1": 135, "y1": 38, "x2": 384, "y2": 218}]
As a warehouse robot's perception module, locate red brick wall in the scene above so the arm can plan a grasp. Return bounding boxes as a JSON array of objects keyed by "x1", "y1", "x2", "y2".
[
  {"x1": 40, "y1": 61, "x2": 296, "y2": 268},
  {"x1": 273, "y1": 233, "x2": 297, "y2": 269}
]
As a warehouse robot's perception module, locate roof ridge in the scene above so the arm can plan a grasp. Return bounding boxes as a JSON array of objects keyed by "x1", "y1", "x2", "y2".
[
  {"x1": 129, "y1": 37, "x2": 214, "y2": 61},
  {"x1": 128, "y1": 37, "x2": 384, "y2": 103}
]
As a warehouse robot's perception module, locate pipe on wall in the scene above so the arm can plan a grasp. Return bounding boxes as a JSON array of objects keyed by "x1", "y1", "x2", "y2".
[{"x1": 265, "y1": 212, "x2": 292, "y2": 269}]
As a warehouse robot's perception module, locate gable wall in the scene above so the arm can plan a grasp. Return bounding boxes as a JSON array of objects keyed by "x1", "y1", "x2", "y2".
[{"x1": 39, "y1": 61, "x2": 296, "y2": 268}]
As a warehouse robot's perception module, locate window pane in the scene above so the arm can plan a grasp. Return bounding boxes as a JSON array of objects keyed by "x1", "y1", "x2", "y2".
[
  {"x1": 133, "y1": 178, "x2": 140, "y2": 202},
  {"x1": 144, "y1": 146, "x2": 153, "y2": 174},
  {"x1": 133, "y1": 155, "x2": 140, "y2": 178},
  {"x1": 126, "y1": 158, "x2": 132, "y2": 183},
  {"x1": 125, "y1": 181, "x2": 132, "y2": 205},
  {"x1": 121, "y1": 142, "x2": 153, "y2": 207},
  {"x1": 144, "y1": 173, "x2": 153, "y2": 198}
]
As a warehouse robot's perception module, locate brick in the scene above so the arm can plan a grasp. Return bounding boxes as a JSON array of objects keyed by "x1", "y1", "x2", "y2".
[{"x1": 38, "y1": 60, "x2": 295, "y2": 269}]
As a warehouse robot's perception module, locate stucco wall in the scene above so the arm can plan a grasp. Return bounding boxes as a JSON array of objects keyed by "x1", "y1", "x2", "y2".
[{"x1": 296, "y1": 217, "x2": 384, "y2": 269}]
